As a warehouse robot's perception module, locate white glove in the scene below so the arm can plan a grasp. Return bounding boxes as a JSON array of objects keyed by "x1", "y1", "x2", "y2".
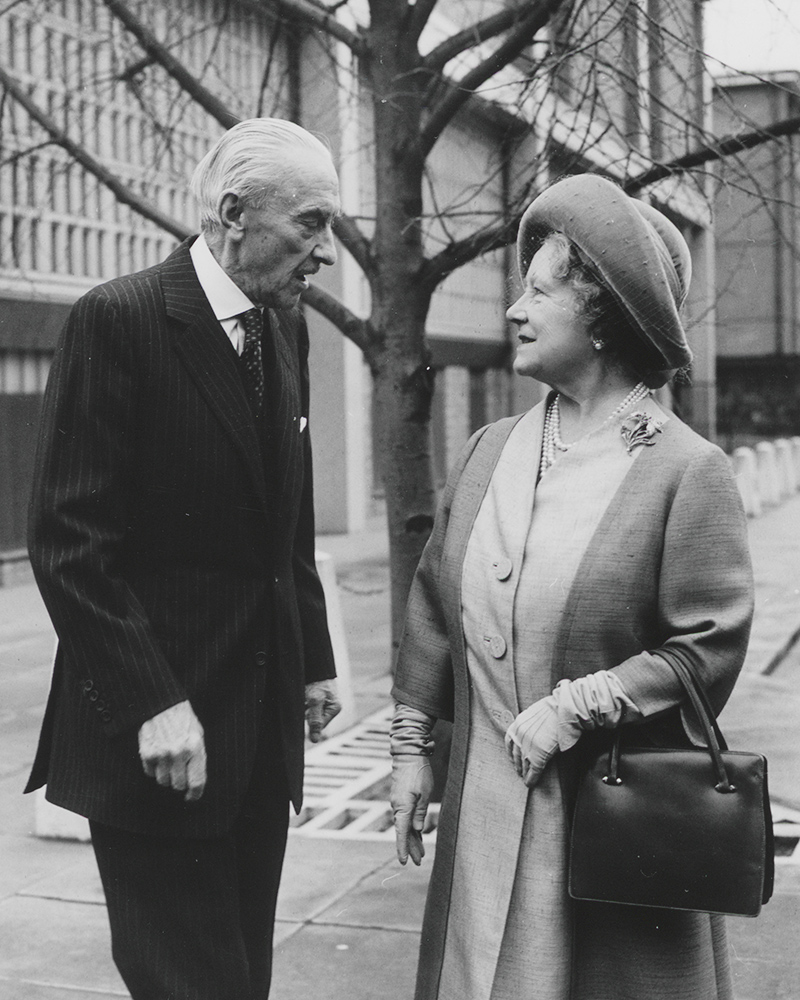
[
  {"x1": 504, "y1": 696, "x2": 559, "y2": 788},
  {"x1": 553, "y1": 670, "x2": 642, "y2": 750},
  {"x1": 390, "y1": 755, "x2": 434, "y2": 866},
  {"x1": 505, "y1": 671, "x2": 642, "y2": 788},
  {"x1": 390, "y1": 702, "x2": 436, "y2": 866}
]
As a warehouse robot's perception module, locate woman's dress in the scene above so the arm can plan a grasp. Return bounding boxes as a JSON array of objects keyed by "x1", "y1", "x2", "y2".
[{"x1": 406, "y1": 399, "x2": 740, "y2": 1000}]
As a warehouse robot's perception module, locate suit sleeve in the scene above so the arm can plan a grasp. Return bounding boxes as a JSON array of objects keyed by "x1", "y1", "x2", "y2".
[
  {"x1": 291, "y1": 313, "x2": 336, "y2": 683},
  {"x1": 612, "y1": 445, "x2": 755, "y2": 737},
  {"x1": 28, "y1": 289, "x2": 186, "y2": 737}
]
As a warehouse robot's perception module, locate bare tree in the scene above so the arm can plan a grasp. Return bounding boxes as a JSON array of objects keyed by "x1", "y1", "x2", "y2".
[{"x1": 2, "y1": 0, "x2": 799, "y2": 649}]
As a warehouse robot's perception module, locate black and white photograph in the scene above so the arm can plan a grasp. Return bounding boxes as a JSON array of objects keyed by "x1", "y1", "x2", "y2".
[{"x1": 0, "y1": 1, "x2": 798, "y2": 998}]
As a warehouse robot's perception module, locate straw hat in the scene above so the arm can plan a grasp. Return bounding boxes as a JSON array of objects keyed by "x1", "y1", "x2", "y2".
[{"x1": 517, "y1": 174, "x2": 693, "y2": 382}]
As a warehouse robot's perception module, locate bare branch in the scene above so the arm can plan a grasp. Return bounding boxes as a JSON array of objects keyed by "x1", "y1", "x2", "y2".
[
  {"x1": 270, "y1": 0, "x2": 365, "y2": 55},
  {"x1": 423, "y1": 2, "x2": 539, "y2": 73},
  {"x1": 405, "y1": 0, "x2": 438, "y2": 46},
  {"x1": 333, "y1": 214, "x2": 375, "y2": 280},
  {"x1": 419, "y1": 0, "x2": 564, "y2": 158},
  {"x1": 418, "y1": 214, "x2": 521, "y2": 293},
  {"x1": 625, "y1": 112, "x2": 800, "y2": 193},
  {"x1": 0, "y1": 65, "x2": 367, "y2": 344},
  {"x1": 301, "y1": 283, "x2": 372, "y2": 353},
  {"x1": 101, "y1": 0, "x2": 240, "y2": 129},
  {"x1": 0, "y1": 64, "x2": 190, "y2": 240}
]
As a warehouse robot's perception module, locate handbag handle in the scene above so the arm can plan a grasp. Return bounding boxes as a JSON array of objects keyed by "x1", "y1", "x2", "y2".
[{"x1": 603, "y1": 655, "x2": 737, "y2": 794}]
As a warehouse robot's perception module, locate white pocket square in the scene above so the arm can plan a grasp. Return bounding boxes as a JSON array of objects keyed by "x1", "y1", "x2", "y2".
[{"x1": 300, "y1": 417, "x2": 308, "y2": 433}]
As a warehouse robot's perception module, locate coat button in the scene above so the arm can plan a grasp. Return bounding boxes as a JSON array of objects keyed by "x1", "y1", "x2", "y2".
[
  {"x1": 82, "y1": 680, "x2": 93, "y2": 694},
  {"x1": 485, "y1": 634, "x2": 507, "y2": 659},
  {"x1": 501, "y1": 709, "x2": 515, "y2": 726},
  {"x1": 492, "y1": 557, "x2": 513, "y2": 581},
  {"x1": 100, "y1": 710, "x2": 112, "y2": 723},
  {"x1": 255, "y1": 651, "x2": 268, "y2": 667},
  {"x1": 88, "y1": 689, "x2": 99, "y2": 702}
]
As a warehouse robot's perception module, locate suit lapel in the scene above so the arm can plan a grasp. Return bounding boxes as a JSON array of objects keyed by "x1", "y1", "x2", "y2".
[
  {"x1": 160, "y1": 241, "x2": 269, "y2": 507},
  {"x1": 266, "y1": 307, "x2": 303, "y2": 514}
]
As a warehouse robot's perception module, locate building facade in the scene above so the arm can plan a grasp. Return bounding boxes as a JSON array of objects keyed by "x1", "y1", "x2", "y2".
[
  {"x1": 712, "y1": 71, "x2": 800, "y2": 450},
  {"x1": 0, "y1": 0, "x2": 713, "y2": 564}
]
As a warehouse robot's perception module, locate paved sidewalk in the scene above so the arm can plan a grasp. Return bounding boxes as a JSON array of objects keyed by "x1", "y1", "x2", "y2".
[{"x1": 1, "y1": 501, "x2": 799, "y2": 1000}]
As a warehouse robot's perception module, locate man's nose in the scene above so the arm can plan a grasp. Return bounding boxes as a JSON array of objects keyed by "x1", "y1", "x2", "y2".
[{"x1": 314, "y1": 225, "x2": 337, "y2": 266}]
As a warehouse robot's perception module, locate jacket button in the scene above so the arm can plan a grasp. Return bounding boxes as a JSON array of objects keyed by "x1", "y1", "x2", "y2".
[
  {"x1": 83, "y1": 680, "x2": 93, "y2": 694},
  {"x1": 96, "y1": 699, "x2": 106, "y2": 711},
  {"x1": 89, "y1": 689, "x2": 99, "y2": 702},
  {"x1": 485, "y1": 634, "x2": 507, "y2": 659},
  {"x1": 492, "y1": 557, "x2": 513, "y2": 581},
  {"x1": 100, "y1": 710, "x2": 112, "y2": 723},
  {"x1": 501, "y1": 709, "x2": 515, "y2": 727},
  {"x1": 255, "y1": 651, "x2": 268, "y2": 667}
]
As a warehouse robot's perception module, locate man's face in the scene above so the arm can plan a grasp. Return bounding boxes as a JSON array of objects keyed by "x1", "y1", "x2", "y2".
[{"x1": 231, "y1": 152, "x2": 340, "y2": 309}]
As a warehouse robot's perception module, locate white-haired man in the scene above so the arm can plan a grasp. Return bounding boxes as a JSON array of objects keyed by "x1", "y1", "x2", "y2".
[{"x1": 26, "y1": 118, "x2": 342, "y2": 999}]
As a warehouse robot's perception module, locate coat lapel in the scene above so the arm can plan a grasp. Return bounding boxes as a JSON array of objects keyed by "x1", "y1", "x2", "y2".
[
  {"x1": 160, "y1": 241, "x2": 269, "y2": 507},
  {"x1": 265, "y1": 307, "x2": 303, "y2": 515},
  {"x1": 439, "y1": 413, "x2": 526, "y2": 667}
]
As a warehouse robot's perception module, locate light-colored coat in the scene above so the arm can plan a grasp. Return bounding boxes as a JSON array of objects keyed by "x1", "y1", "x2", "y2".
[{"x1": 393, "y1": 405, "x2": 754, "y2": 1000}]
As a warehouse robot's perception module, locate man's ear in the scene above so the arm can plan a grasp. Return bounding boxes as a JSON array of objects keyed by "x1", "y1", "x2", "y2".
[{"x1": 218, "y1": 191, "x2": 244, "y2": 234}]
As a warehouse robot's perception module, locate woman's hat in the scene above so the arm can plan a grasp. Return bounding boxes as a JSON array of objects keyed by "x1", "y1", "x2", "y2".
[{"x1": 517, "y1": 174, "x2": 693, "y2": 380}]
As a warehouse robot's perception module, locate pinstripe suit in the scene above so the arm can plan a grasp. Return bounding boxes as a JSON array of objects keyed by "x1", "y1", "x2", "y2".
[{"x1": 25, "y1": 238, "x2": 336, "y2": 996}]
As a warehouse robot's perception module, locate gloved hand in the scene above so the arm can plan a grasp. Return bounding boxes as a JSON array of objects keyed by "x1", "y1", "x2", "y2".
[
  {"x1": 304, "y1": 679, "x2": 342, "y2": 743},
  {"x1": 504, "y1": 696, "x2": 559, "y2": 788},
  {"x1": 391, "y1": 754, "x2": 434, "y2": 866},
  {"x1": 505, "y1": 671, "x2": 643, "y2": 789}
]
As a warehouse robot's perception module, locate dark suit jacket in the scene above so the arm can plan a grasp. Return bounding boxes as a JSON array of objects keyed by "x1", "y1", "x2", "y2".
[{"x1": 26, "y1": 239, "x2": 336, "y2": 837}]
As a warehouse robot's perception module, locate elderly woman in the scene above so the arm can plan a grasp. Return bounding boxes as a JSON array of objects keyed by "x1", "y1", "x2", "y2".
[{"x1": 390, "y1": 174, "x2": 753, "y2": 1000}]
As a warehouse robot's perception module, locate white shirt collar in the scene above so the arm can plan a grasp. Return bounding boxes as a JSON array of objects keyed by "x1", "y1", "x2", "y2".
[{"x1": 189, "y1": 233, "x2": 256, "y2": 322}]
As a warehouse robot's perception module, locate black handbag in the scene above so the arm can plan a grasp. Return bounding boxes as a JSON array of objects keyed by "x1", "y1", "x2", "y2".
[{"x1": 568, "y1": 656, "x2": 774, "y2": 917}]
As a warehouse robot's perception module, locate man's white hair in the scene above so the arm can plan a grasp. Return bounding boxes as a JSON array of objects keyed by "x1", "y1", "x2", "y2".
[{"x1": 190, "y1": 118, "x2": 335, "y2": 230}]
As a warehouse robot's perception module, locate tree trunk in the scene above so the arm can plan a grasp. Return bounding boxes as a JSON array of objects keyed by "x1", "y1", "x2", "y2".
[
  {"x1": 372, "y1": 325, "x2": 437, "y2": 655},
  {"x1": 366, "y1": 0, "x2": 437, "y2": 655}
]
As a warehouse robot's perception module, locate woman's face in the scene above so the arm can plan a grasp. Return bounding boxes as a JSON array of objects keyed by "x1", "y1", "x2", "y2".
[{"x1": 507, "y1": 240, "x2": 595, "y2": 386}]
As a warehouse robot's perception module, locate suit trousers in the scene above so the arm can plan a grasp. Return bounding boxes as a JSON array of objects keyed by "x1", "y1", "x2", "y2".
[{"x1": 90, "y1": 700, "x2": 290, "y2": 1000}]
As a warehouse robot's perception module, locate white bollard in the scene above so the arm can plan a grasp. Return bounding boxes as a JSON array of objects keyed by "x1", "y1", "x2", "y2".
[
  {"x1": 731, "y1": 447, "x2": 761, "y2": 517},
  {"x1": 35, "y1": 790, "x2": 90, "y2": 841},
  {"x1": 35, "y1": 552, "x2": 356, "y2": 840},
  {"x1": 792, "y1": 437, "x2": 800, "y2": 487},
  {"x1": 755, "y1": 441, "x2": 781, "y2": 508},
  {"x1": 774, "y1": 439, "x2": 797, "y2": 498},
  {"x1": 314, "y1": 549, "x2": 357, "y2": 736}
]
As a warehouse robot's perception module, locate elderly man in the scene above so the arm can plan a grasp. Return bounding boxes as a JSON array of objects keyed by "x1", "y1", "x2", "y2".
[{"x1": 26, "y1": 118, "x2": 341, "y2": 999}]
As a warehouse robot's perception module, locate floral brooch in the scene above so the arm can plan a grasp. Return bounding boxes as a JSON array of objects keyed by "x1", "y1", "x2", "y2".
[{"x1": 620, "y1": 411, "x2": 665, "y2": 454}]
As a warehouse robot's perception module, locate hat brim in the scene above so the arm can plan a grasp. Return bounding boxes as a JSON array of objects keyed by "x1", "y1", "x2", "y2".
[{"x1": 517, "y1": 174, "x2": 693, "y2": 378}]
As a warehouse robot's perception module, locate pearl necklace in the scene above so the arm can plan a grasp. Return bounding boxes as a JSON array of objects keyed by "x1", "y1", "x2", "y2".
[{"x1": 539, "y1": 382, "x2": 651, "y2": 478}]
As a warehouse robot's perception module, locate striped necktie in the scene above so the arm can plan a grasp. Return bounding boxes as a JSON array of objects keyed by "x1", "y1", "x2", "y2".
[{"x1": 239, "y1": 308, "x2": 264, "y2": 416}]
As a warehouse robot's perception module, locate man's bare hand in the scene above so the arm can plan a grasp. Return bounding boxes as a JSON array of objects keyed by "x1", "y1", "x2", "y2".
[
  {"x1": 138, "y1": 700, "x2": 207, "y2": 801},
  {"x1": 304, "y1": 679, "x2": 341, "y2": 743}
]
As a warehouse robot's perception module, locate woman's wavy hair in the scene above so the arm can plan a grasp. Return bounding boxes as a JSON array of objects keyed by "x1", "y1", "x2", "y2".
[{"x1": 543, "y1": 231, "x2": 674, "y2": 383}]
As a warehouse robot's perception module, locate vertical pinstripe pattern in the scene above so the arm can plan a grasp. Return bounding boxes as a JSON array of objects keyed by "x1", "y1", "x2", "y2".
[
  {"x1": 89, "y1": 701, "x2": 289, "y2": 999},
  {"x1": 26, "y1": 238, "x2": 336, "y2": 837}
]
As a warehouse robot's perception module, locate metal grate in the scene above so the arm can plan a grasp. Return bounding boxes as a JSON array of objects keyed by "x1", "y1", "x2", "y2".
[
  {"x1": 295, "y1": 706, "x2": 799, "y2": 863},
  {"x1": 772, "y1": 803, "x2": 800, "y2": 863},
  {"x1": 292, "y1": 705, "x2": 439, "y2": 841}
]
